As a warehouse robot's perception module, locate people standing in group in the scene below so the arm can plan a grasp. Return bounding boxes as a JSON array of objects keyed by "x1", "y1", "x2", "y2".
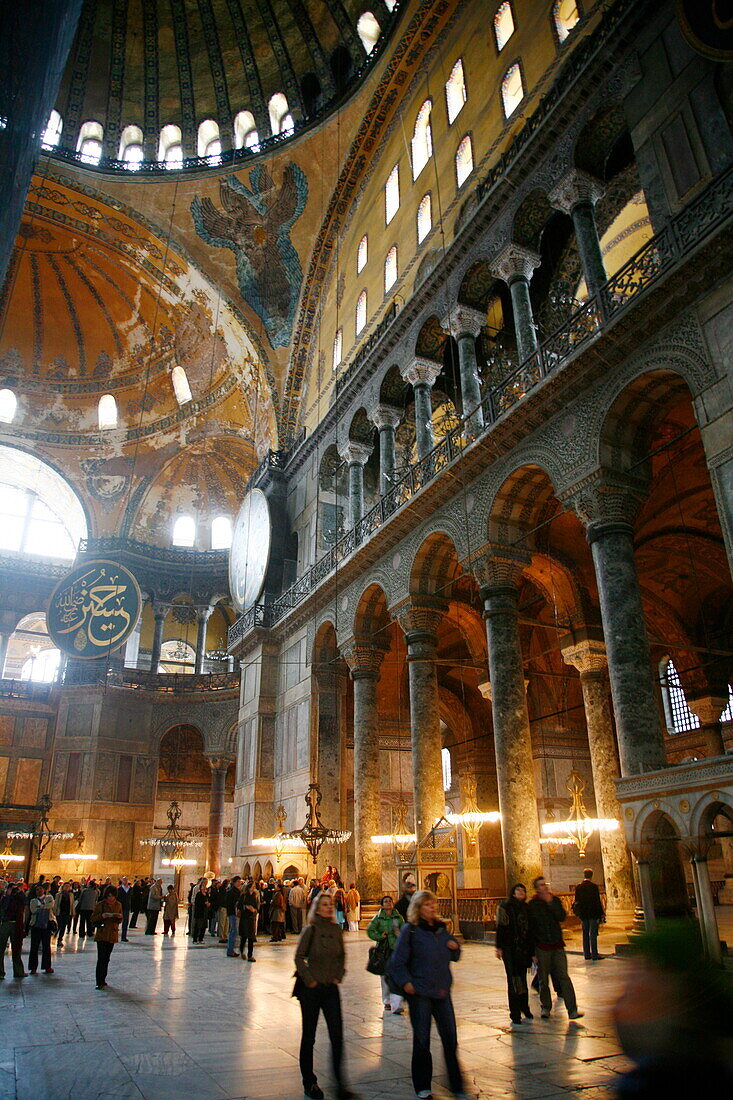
[
  {"x1": 192, "y1": 882, "x2": 209, "y2": 943},
  {"x1": 294, "y1": 892, "x2": 355, "y2": 1100},
  {"x1": 91, "y1": 884, "x2": 122, "y2": 989},
  {"x1": 270, "y1": 880, "x2": 286, "y2": 942},
  {"x1": 238, "y1": 878, "x2": 260, "y2": 961},
  {"x1": 495, "y1": 883, "x2": 534, "y2": 1025},
  {"x1": 226, "y1": 876, "x2": 243, "y2": 956},
  {"x1": 54, "y1": 882, "x2": 74, "y2": 947},
  {"x1": 572, "y1": 869, "x2": 605, "y2": 961},
  {"x1": 389, "y1": 889, "x2": 466, "y2": 1100},
  {"x1": 77, "y1": 879, "x2": 99, "y2": 938},
  {"x1": 145, "y1": 878, "x2": 163, "y2": 934},
  {"x1": 163, "y1": 884, "x2": 179, "y2": 935},
  {"x1": 394, "y1": 875, "x2": 416, "y2": 921},
  {"x1": 367, "y1": 895, "x2": 405, "y2": 1014},
  {"x1": 528, "y1": 876, "x2": 583, "y2": 1020},
  {"x1": 28, "y1": 883, "x2": 55, "y2": 975},
  {"x1": 289, "y1": 877, "x2": 307, "y2": 934},
  {"x1": 0, "y1": 883, "x2": 27, "y2": 979},
  {"x1": 117, "y1": 876, "x2": 132, "y2": 942},
  {"x1": 345, "y1": 884, "x2": 360, "y2": 931}
]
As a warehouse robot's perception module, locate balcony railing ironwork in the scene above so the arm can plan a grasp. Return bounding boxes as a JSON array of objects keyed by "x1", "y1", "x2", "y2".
[{"x1": 77, "y1": 536, "x2": 228, "y2": 569}]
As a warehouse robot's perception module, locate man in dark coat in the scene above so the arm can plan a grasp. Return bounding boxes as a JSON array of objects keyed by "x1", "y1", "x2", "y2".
[
  {"x1": 117, "y1": 876, "x2": 132, "y2": 941},
  {"x1": 225, "y1": 876, "x2": 242, "y2": 957},
  {"x1": 572, "y1": 868, "x2": 605, "y2": 960},
  {"x1": 394, "y1": 875, "x2": 416, "y2": 921},
  {"x1": 528, "y1": 876, "x2": 583, "y2": 1020}
]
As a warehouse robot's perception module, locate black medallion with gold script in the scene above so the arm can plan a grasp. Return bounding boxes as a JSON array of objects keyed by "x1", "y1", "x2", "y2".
[
  {"x1": 677, "y1": 0, "x2": 733, "y2": 61},
  {"x1": 47, "y1": 559, "x2": 142, "y2": 660}
]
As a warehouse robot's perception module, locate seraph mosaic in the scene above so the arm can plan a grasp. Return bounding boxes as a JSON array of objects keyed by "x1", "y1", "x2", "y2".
[{"x1": 191, "y1": 164, "x2": 307, "y2": 349}]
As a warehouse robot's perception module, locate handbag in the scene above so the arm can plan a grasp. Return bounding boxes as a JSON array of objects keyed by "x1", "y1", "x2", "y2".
[{"x1": 366, "y1": 936, "x2": 392, "y2": 976}]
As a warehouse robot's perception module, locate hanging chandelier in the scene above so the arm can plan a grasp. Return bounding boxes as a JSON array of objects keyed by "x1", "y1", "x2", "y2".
[
  {"x1": 139, "y1": 800, "x2": 203, "y2": 867},
  {"x1": 281, "y1": 784, "x2": 351, "y2": 865},
  {"x1": 59, "y1": 830, "x2": 98, "y2": 867},
  {"x1": 540, "y1": 770, "x2": 618, "y2": 858},
  {"x1": 372, "y1": 799, "x2": 417, "y2": 864},
  {"x1": 0, "y1": 835, "x2": 24, "y2": 871},
  {"x1": 7, "y1": 795, "x2": 74, "y2": 858},
  {"x1": 446, "y1": 777, "x2": 501, "y2": 850},
  {"x1": 253, "y1": 804, "x2": 306, "y2": 864}
]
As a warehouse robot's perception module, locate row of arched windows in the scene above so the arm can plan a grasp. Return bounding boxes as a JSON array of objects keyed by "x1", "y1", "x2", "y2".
[{"x1": 172, "y1": 513, "x2": 232, "y2": 550}]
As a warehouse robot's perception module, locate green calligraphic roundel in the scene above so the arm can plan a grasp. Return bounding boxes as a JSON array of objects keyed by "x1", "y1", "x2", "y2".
[
  {"x1": 47, "y1": 559, "x2": 142, "y2": 660},
  {"x1": 677, "y1": 0, "x2": 733, "y2": 60}
]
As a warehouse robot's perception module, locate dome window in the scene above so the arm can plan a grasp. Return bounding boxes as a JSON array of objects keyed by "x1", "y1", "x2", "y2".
[
  {"x1": 357, "y1": 12, "x2": 381, "y2": 54},
  {"x1": 445, "y1": 60, "x2": 467, "y2": 125},
  {"x1": 417, "y1": 193, "x2": 432, "y2": 244},
  {"x1": 269, "y1": 94, "x2": 293, "y2": 136},
  {"x1": 211, "y1": 515, "x2": 232, "y2": 550},
  {"x1": 411, "y1": 99, "x2": 433, "y2": 180},
  {"x1": 42, "y1": 110, "x2": 63, "y2": 149},
  {"x1": 357, "y1": 235, "x2": 368, "y2": 274},
  {"x1": 119, "y1": 124, "x2": 144, "y2": 169},
  {"x1": 355, "y1": 290, "x2": 367, "y2": 336},
  {"x1": 77, "y1": 120, "x2": 103, "y2": 165},
  {"x1": 234, "y1": 110, "x2": 259, "y2": 150},
  {"x1": 494, "y1": 2, "x2": 515, "y2": 52},
  {"x1": 198, "y1": 119, "x2": 221, "y2": 163},
  {"x1": 501, "y1": 61, "x2": 524, "y2": 118},
  {"x1": 333, "y1": 329, "x2": 343, "y2": 372},
  {"x1": 456, "y1": 134, "x2": 474, "y2": 187},
  {"x1": 384, "y1": 246, "x2": 398, "y2": 293},
  {"x1": 553, "y1": 0, "x2": 581, "y2": 43},
  {"x1": 172, "y1": 514, "x2": 196, "y2": 547},
  {"x1": 171, "y1": 366, "x2": 192, "y2": 405},
  {"x1": 98, "y1": 393, "x2": 117, "y2": 431},
  {"x1": 158, "y1": 124, "x2": 183, "y2": 168},
  {"x1": 385, "y1": 163, "x2": 399, "y2": 225},
  {"x1": 0, "y1": 388, "x2": 17, "y2": 424}
]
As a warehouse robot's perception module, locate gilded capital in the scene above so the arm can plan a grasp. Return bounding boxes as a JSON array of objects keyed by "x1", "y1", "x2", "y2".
[
  {"x1": 490, "y1": 243, "x2": 541, "y2": 285},
  {"x1": 368, "y1": 403, "x2": 402, "y2": 431},
  {"x1": 549, "y1": 170, "x2": 604, "y2": 215},
  {"x1": 441, "y1": 305, "x2": 485, "y2": 341},
  {"x1": 400, "y1": 357, "x2": 442, "y2": 388}
]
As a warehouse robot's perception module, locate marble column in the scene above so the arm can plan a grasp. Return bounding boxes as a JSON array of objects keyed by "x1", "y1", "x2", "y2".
[
  {"x1": 550, "y1": 171, "x2": 607, "y2": 299},
  {"x1": 566, "y1": 475, "x2": 667, "y2": 776},
  {"x1": 369, "y1": 404, "x2": 402, "y2": 496},
  {"x1": 473, "y1": 554, "x2": 542, "y2": 887},
  {"x1": 686, "y1": 693, "x2": 727, "y2": 757},
  {"x1": 194, "y1": 605, "x2": 213, "y2": 674},
  {"x1": 206, "y1": 756, "x2": 231, "y2": 874},
  {"x1": 339, "y1": 440, "x2": 372, "y2": 530},
  {"x1": 562, "y1": 638, "x2": 636, "y2": 913},
  {"x1": 691, "y1": 855, "x2": 722, "y2": 964},
  {"x1": 635, "y1": 856, "x2": 656, "y2": 931},
  {"x1": 400, "y1": 357, "x2": 442, "y2": 461},
  {"x1": 490, "y1": 244, "x2": 541, "y2": 365},
  {"x1": 0, "y1": 632, "x2": 9, "y2": 678},
  {"x1": 441, "y1": 306, "x2": 485, "y2": 434},
  {"x1": 313, "y1": 661, "x2": 344, "y2": 866},
  {"x1": 393, "y1": 599, "x2": 447, "y2": 839},
  {"x1": 341, "y1": 638, "x2": 387, "y2": 901},
  {"x1": 149, "y1": 602, "x2": 168, "y2": 673}
]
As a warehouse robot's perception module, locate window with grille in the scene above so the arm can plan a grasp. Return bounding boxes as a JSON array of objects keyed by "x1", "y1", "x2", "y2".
[
  {"x1": 445, "y1": 59, "x2": 467, "y2": 125},
  {"x1": 456, "y1": 134, "x2": 473, "y2": 187},
  {"x1": 384, "y1": 245, "x2": 398, "y2": 292},
  {"x1": 660, "y1": 659, "x2": 700, "y2": 734},
  {"x1": 494, "y1": 2, "x2": 515, "y2": 51}
]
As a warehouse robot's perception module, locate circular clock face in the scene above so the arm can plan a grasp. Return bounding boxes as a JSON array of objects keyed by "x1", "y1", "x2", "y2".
[{"x1": 229, "y1": 488, "x2": 271, "y2": 611}]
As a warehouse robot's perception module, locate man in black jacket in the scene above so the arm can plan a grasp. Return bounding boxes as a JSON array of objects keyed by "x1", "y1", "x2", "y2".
[
  {"x1": 394, "y1": 875, "x2": 416, "y2": 920},
  {"x1": 225, "y1": 876, "x2": 242, "y2": 957},
  {"x1": 528, "y1": 876, "x2": 583, "y2": 1020},
  {"x1": 572, "y1": 868, "x2": 605, "y2": 960}
]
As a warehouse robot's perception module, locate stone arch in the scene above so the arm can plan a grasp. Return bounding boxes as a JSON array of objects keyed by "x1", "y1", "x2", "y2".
[
  {"x1": 409, "y1": 531, "x2": 462, "y2": 600},
  {"x1": 487, "y1": 462, "x2": 562, "y2": 547},
  {"x1": 511, "y1": 188, "x2": 556, "y2": 252},
  {"x1": 638, "y1": 806, "x2": 690, "y2": 917},
  {"x1": 414, "y1": 315, "x2": 446, "y2": 361},
  {"x1": 243, "y1": 861, "x2": 251, "y2": 877},
  {"x1": 353, "y1": 582, "x2": 390, "y2": 641},
  {"x1": 524, "y1": 551, "x2": 588, "y2": 629},
  {"x1": 574, "y1": 104, "x2": 630, "y2": 181},
  {"x1": 313, "y1": 619, "x2": 339, "y2": 666},
  {"x1": 348, "y1": 407, "x2": 375, "y2": 445},
  {"x1": 264, "y1": 860, "x2": 274, "y2": 879},
  {"x1": 691, "y1": 793, "x2": 733, "y2": 843},
  {"x1": 471, "y1": 446, "x2": 569, "y2": 548},
  {"x1": 157, "y1": 723, "x2": 209, "y2": 784},
  {"x1": 253, "y1": 860, "x2": 262, "y2": 880},
  {"x1": 379, "y1": 365, "x2": 408, "y2": 408}
]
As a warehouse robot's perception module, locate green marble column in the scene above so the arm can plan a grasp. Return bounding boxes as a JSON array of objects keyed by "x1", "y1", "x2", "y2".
[
  {"x1": 369, "y1": 404, "x2": 402, "y2": 496},
  {"x1": 400, "y1": 358, "x2": 442, "y2": 461},
  {"x1": 490, "y1": 244, "x2": 541, "y2": 365},
  {"x1": 550, "y1": 171, "x2": 606, "y2": 298}
]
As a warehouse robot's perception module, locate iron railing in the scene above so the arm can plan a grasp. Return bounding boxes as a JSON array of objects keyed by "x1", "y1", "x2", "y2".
[
  {"x1": 78, "y1": 536, "x2": 229, "y2": 568},
  {"x1": 0, "y1": 679, "x2": 55, "y2": 700},
  {"x1": 0, "y1": 553, "x2": 69, "y2": 579}
]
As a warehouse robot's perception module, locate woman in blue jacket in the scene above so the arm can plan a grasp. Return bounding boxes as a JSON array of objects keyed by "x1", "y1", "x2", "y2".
[{"x1": 389, "y1": 889, "x2": 466, "y2": 1100}]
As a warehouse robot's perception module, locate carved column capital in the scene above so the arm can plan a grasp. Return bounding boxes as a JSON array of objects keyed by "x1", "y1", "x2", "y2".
[
  {"x1": 400, "y1": 356, "x2": 442, "y2": 388},
  {"x1": 490, "y1": 243, "x2": 541, "y2": 285},
  {"x1": 686, "y1": 693, "x2": 729, "y2": 726},
  {"x1": 549, "y1": 170, "x2": 604, "y2": 214},
  {"x1": 196, "y1": 604, "x2": 214, "y2": 623},
  {"x1": 205, "y1": 753, "x2": 234, "y2": 772},
  {"x1": 468, "y1": 545, "x2": 531, "y2": 593},
  {"x1": 368, "y1": 403, "x2": 402, "y2": 431},
  {"x1": 152, "y1": 601, "x2": 170, "y2": 620},
  {"x1": 391, "y1": 596, "x2": 446, "y2": 645},
  {"x1": 559, "y1": 468, "x2": 648, "y2": 537},
  {"x1": 562, "y1": 638, "x2": 608, "y2": 678},
  {"x1": 340, "y1": 636, "x2": 388, "y2": 680},
  {"x1": 441, "y1": 305, "x2": 485, "y2": 340},
  {"x1": 339, "y1": 440, "x2": 373, "y2": 466},
  {"x1": 312, "y1": 660, "x2": 348, "y2": 694}
]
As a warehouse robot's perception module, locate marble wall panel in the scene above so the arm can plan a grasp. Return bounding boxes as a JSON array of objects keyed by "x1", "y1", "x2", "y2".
[
  {"x1": 0, "y1": 714, "x2": 14, "y2": 746},
  {"x1": 105, "y1": 819, "x2": 134, "y2": 862},
  {"x1": 20, "y1": 717, "x2": 49, "y2": 749},
  {"x1": 133, "y1": 756, "x2": 156, "y2": 803},
  {"x1": 13, "y1": 757, "x2": 42, "y2": 804},
  {"x1": 50, "y1": 754, "x2": 66, "y2": 800},
  {"x1": 94, "y1": 752, "x2": 117, "y2": 801},
  {"x1": 64, "y1": 703, "x2": 95, "y2": 738},
  {"x1": 0, "y1": 755, "x2": 9, "y2": 800}
]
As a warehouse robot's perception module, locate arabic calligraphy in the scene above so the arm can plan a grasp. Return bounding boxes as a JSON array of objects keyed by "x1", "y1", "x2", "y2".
[{"x1": 48, "y1": 560, "x2": 141, "y2": 659}]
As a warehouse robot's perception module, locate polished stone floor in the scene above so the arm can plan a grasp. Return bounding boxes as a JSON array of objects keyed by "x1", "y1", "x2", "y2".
[{"x1": 0, "y1": 922, "x2": 633, "y2": 1100}]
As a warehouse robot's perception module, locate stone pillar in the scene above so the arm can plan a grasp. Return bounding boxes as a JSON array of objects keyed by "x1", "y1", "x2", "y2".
[
  {"x1": 686, "y1": 693, "x2": 727, "y2": 757},
  {"x1": 635, "y1": 856, "x2": 656, "y2": 932},
  {"x1": 369, "y1": 404, "x2": 402, "y2": 496},
  {"x1": 442, "y1": 306, "x2": 485, "y2": 434},
  {"x1": 550, "y1": 171, "x2": 607, "y2": 299},
  {"x1": 565, "y1": 473, "x2": 667, "y2": 776},
  {"x1": 393, "y1": 599, "x2": 447, "y2": 839},
  {"x1": 341, "y1": 638, "x2": 387, "y2": 901},
  {"x1": 149, "y1": 603, "x2": 168, "y2": 673},
  {"x1": 472, "y1": 552, "x2": 542, "y2": 887},
  {"x1": 339, "y1": 440, "x2": 373, "y2": 529},
  {"x1": 562, "y1": 639, "x2": 636, "y2": 914},
  {"x1": 206, "y1": 756, "x2": 231, "y2": 875},
  {"x1": 400, "y1": 358, "x2": 442, "y2": 461},
  {"x1": 490, "y1": 244, "x2": 541, "y2": 365},
  {"x1": 313, "y1": 661, "x2": 345, "y2": 869},
  {"x1": 691, "y1": 855, "x2": 722, "y2": 964},
  {"x1": 194, "y1": 605, "x2": 213, "y2": 674}
]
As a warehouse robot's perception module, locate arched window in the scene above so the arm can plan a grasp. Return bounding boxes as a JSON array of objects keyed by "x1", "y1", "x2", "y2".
[
  {"x1": 722, "y1": 686, "x2": 733, "y2": 723},
  {"x1": 355, "y1": 290, "x2": 367, "y2": 335},
  {"x1": 553, "y1": 0, "x2": 580, "y2": 43},
  {"x1": 332, "y1": 329, "x2": 343, "y2": 372},
  {"x1": 158, "y1": 124, "x2": 183, "y2": 168},
  {"x1": 198, "y1": 119, "x2": 221, "y2": 162},
  {"x1": 494, "y1": 2, "x2": 515, "y2": 51},
  {"x1": 41, "y1": 110, "x2": 63, "y2": 149},
  {"x1": 357, "y1": 12, "x2": 381, "y2": 54},
  {"x1": 384, "y1": 245, "x2": 398, "y2": 293},
  {"x1": 385, "y1": 163, "x2": 399, "y2": 224},
  {"x1": 77, "y1": 120, "x2": 103, "y2": 165},
  {"x1": 0, "y1": 447, "x2": 87, "y2": 560},
  {"x1": 501, "y1": 61, "x2": 524, "y2": 118},
  {"x1": 172, "y1": 514, "x2": 196, "y2": 547},
  {"x1": 98, "y1": 393, "x2": 117, "y2": 430},
  {"x1": 456, "y1": 134, "x2": 474, "y2": 187},
  {"x1": 660, "y1": 658, "x2": 700, "y2": 734},
  {"x1": 417, "y1": 193, "x2": 432, "y2": 244},
  {"x1": 445, "y1": 59, "x2": 467, "y2": 125},
  {"x1": 233, "y1": 109, "x2": 259, "y2": 150},
  {"x1": 119, "y1": 124, "x2": 144, "y2": 169},
  {"x1": 171, "y1": 366, "x2": 192, "y2": 405},
  {"x1": 159, "y1": 638, "x2": 196, "y2": 673},
  {"x1": 0, "y1": 388, "x2": 17, "y2": 424},
  {"x1": 442, "y1": 747, "x2": 452, "y2": 791},
  {"x1": 21, "y1": 647, "x2": 61, "y2": 684},
  {"x1": 357, "y1": 234, "x2": 368, "y2": 274},
  {"x1": 411, "y1": 99, "x2": 433, "y2": 180},
  {"x1": 269, "y1": 93, "x2": 292, "y2": 136},
  {"x1": 211, "y1": 515, "x2": 232, "y2": 550},
  {"x1": 4, "y1": 613, "x2": 60, "y2": 681}
]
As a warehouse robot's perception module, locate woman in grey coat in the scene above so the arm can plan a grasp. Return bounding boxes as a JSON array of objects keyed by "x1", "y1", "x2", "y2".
[{"x1": 145, "y1": 879, "x2": 163, "y2": 935}]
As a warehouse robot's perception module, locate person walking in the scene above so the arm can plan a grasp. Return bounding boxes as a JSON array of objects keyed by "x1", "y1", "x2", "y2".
[
  {"x1": 345, "y1": 884, "x2": 360, "y2": 931},
  {"x1": 54, "y1": 882, "x2": 74, "y2": 947},
  {"x1": 71, "y1": 881, "x2": 81, "y2": 934},
  {"x1": 572, "y1": 869, "x2": 605, "y2": 960},
  {"x1": 145, "y1": 878, "x2": 163, "y2": 934},
  {"x1": 129, "y1": 878, "x2": 143, "y2": 929},
  {"x1": 294, "y1": 892, "x2": 356, "y2": 1100},
  {"x1": 528, "y1": 876, "x2": 583, "y2": 1020},
  {"x1": 163, "y1": 884, "x2": 179, "y2": 935},
  {"x1": 496, "y1": 883, "x2": 534, "y2": 1025},
  {"x1": 389, "y1": 889, "x2": 466, "y2": 1100},
  {"x1": 117, "y1": 876, "x2": 132, "y2": 941},
  {"x1": 239, "y1": 878, "x2": 259, "y2": 961},
  {"x1": 91, "y1": 884, "x2": 122, "y2": 989},
  {"x1": 289, "y1": 878, "x2": 307, "y2": 934},
  {"x1": 225, "y1": 876, "x2": 243, "y2": 956},
  {"x1": 77, "y1": 880, "x2": 99, "y2": 938},
  {"x1": 192, "y1": 882, "x2": 209, "y2": 943},
  {"x1": 217, "y1": 877, "x2": 230, "y2": 944},
  {"x1": 28, "y1": 884, "x2": 55, "y2": 975},
  {"x1": 333, "y1": 883, "x2": 346, "y2": 929},
  {"x1": 270, "y1": 881, "x2": 286, "y2": 942},
  {"x1": 394, "y1": 875, "x2": 416, "y2": 921},
  {"x1": 0, "y1": 883, "x2": 27, "y2": 979},
  {"x1": 367, "y1": 895, "x2": 405, "y2": 1014}
]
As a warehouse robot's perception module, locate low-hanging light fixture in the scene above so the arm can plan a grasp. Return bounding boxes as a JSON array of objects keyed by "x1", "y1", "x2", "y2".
[
  {"x1": 281, "y1": 783, "x2": 351, "y2": 866},
  {"x1": 0, "y1": 835, "x2": 24, "y2": 871},
  {"x1": 8, "y1": 795, "x2": 74, "y2": 859},
  {"x1": 446, "y1": 777, "x2": 501, "y2": 850},
  {"x1": 253, "y1": 804, "x2": 306, "y2": 866},
  {"x1": 540, "y1": 770, "x2": 618, "y2": 859},
  {"x1": 372, "y1": 799, "x2": 417, "y2": 864},
  {"x1": 59, "y1": 830, "x2": 99, "y2": 866},
  {"x1": 139, "y1": 800, "x2": 203, "y2": 867}
]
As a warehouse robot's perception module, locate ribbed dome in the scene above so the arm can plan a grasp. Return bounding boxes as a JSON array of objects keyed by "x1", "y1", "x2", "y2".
[{"x1": 48, "y1": 0, "x2": 401, "y2": 172}]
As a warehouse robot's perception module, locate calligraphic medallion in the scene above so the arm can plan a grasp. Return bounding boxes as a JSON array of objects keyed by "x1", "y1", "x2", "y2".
[
  {"x1": 47, "y1": 559, "x2": 142, "y2": 659},
  {"x1": 677, "y1": 1, "x2": 733, "y2": 60},
  {"x1": 229, "y1": 488, "x2": 271, "y2": 612}
]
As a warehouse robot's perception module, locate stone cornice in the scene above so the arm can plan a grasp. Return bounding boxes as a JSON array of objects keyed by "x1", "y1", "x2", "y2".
[{"x1": 614, "y1": 754, "x2": 733, "y2": 798}]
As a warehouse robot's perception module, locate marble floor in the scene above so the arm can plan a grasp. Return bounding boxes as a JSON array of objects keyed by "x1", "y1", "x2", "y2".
[{"x1": 0, "y1": 923, "x2": 634, "y2": 1100}]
